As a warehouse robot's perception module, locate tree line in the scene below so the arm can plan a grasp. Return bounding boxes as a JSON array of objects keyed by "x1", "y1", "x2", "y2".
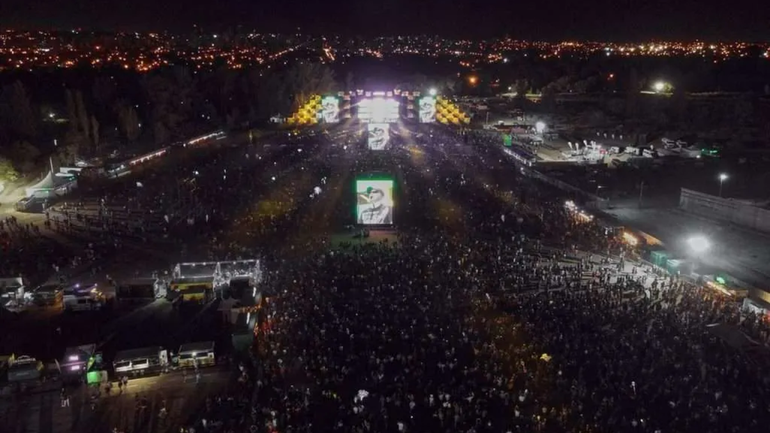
[
  {"x1": 1, "y1": 55, "x2": 768, "y2": 183},
  {"x1": 0, "y1": 61, "x2": 338, "y2": 182}
]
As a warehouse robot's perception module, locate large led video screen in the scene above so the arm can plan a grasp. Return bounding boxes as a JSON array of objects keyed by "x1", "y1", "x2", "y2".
[
  {"x1": 418, "y1": 96, "x2": 436, "y2": 123},
  {"x1": 358, "y1": 97, "x2": 399, "y2": 123},
  {"x1": 320, "y1": 96, "x2": 340, "y2": 123},
  {"x1": 356, "y1": 178, "x2": 394, "y2": 225},
  {"x1": 367, "y1": 123, "x2": 390, "y2": 150}
]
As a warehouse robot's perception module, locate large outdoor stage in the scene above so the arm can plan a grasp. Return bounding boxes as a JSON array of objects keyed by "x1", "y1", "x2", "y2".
[{"x1": 285, "y1": 89, "x2": 469, "y2": 126}]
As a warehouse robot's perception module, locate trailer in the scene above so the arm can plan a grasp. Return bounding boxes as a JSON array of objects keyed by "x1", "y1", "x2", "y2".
[
  {"x1": 113, "y1": 346, "x2": 169, "y2": 377},
  {"x1": 63, "y1": 283, "x2": 106, "y2": 312},
  {"x1": 7, "y1": 356, "x2": 43, "y2": 382},
  {"x1": 177, "y1": 341, "x2": 216, "y2": 369}
]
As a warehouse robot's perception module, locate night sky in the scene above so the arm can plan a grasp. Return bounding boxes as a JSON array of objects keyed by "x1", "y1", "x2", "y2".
[{"x1": 1, "y1": 0, "x2": 768, "y2": 40}]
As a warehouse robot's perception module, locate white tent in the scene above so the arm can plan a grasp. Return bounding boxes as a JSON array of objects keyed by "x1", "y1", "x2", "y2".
[
  {"x1": 25, "y1": 170, "x2": 77, "y2": 198},
  {"x1": 25, "y1": 171, "x2": 56, "y2": 198}
]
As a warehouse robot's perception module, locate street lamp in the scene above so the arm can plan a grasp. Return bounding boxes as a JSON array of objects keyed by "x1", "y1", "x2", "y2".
[
  {"x1": 653, "y1": 81, "x2": 666, "y2": 93},
  {"x1": 687, "y1": 236, "x2": 711, "y2": 255},
  {"x1": 428, "y1": 88, "x2": 437, "y2": 96},
  {"x1": 718, "y1": 173, "x2": 728, "y2": 197},
  {"x1": 535, "y1": 121, "x2": 546, "y2": 134}
]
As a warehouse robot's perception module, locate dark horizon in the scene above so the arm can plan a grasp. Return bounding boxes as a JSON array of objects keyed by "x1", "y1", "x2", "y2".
[{"x1": 1, "y1": 0, "x2": 769, "y2": 42}]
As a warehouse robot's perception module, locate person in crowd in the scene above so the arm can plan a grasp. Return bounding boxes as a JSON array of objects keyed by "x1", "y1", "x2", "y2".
[{"x1": 6, "y1": 124, "x2": 770, "y2": 433}]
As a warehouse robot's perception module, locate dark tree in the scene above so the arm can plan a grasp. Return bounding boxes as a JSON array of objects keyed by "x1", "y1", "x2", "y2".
[{"x1": 1, "y1": 81, "x2": 37, "y2": 139}]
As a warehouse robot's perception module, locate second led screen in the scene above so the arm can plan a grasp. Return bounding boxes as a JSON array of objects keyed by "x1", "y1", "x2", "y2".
[{"x1": 367, "y1": 123, "x2": 390, "y2": 150}]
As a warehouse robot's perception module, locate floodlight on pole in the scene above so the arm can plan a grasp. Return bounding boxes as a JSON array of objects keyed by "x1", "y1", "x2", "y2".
[
  {"x1": 718, "y1": 173, "x2": 728, "y2": 197},
  {"x1": 687, "y1": 236, "x2": 711, "y2": 254}
]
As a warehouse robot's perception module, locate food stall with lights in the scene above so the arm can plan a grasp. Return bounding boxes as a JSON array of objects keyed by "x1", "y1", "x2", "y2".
[
  {"x1": 171, "y1": 277, "x2": 214, "y2": 303},
  {"x1": 704, "y1": 280, "x2": 748, "y2": 298},
  {"x1": 217, "y1": 259, "x2": 263, "y2": 291},
  {"x1": 702, "y1": 274, "x2": 749, "y2": 299},
  {"x1": 58, "y1": 344, "x2": 99, "y2": 382},
  {"x1": 171, "y1": 259, "x2": 262, "y2": 303},
  {"x1": 598, "y1": 219, "x2": 624, "y2": 236},
  {"x1": 621, "y1": 231, "x2": 639, "y2": 246},
  {"x1": 171, "y1": 262, "x2": 217, "y2": 304}
]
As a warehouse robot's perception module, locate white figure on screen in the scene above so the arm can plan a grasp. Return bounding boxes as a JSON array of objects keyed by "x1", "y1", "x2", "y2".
[
  {"x1": 322, "y1": 99, "x2": 340, "y2": 123},
  {"x1": 358, "y1": 187, "x2": 392, "y2": 224},
  {"x1": 368, "y1": 125, "x2": 389, "y2": 150},
  {"x1": 419, "y1": 98, "x2": 436, "y2": 123}
]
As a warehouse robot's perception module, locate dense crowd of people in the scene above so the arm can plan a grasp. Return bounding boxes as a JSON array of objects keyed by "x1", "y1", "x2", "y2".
[
  {"x1": 243, "y1": 124, "x2": 770, "y2": 433},
  {"x1": 0, "y1": 215, "x2": 71, "y2": 280},
  {"x1": 3, "y1": 121, "x2": 770, "y2": 433},
  {"x1": 83, "y1": 121, "x2": 766, "y2": 433},
  {"x1": 252, "y1": 242, "x2": 770, "y2": 433}
]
